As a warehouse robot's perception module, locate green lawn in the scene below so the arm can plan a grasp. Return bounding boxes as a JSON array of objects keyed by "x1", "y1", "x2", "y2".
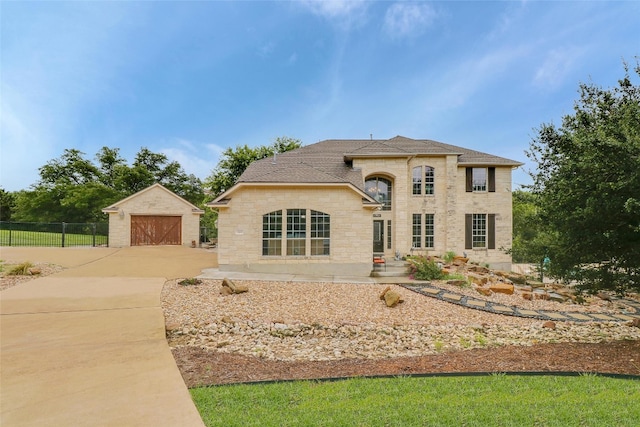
[
  {"x1": 0, "y1": 229, "x2": 108, "y2": 247},
  {"x1": 191, "y1": 374, "x2": 640, "y2": 426}
]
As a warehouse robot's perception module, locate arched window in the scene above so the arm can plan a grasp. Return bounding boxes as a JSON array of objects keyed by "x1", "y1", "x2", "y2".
[
  {"x1": 365, "y1": 177, "x2": 392, "y2": 210},
  {"x1": 262, "y1": 209, "x2": 330, "y2": 256}
]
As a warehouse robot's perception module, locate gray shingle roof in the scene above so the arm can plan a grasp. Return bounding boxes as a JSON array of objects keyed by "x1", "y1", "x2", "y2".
[{"x1": 237, "y1": 136, "x2": 522, "y2": 188}]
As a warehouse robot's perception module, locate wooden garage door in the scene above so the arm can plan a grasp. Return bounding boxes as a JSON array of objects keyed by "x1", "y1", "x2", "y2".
[{"x1": 131, "y1": 215, "x2": 182, "y2": 246}]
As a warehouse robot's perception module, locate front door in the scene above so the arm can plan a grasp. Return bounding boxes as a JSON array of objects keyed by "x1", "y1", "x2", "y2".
[{"x1": 373, "y1": 220, "x2": 384, "y2": 253}]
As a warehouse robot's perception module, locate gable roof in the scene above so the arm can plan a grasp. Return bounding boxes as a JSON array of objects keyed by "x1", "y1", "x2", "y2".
[
  {"x1": 211, "y1": 136, "x2": 522, "y2": 204},
  {"x1": 342, "y1": 136, "x2": 522, "y2": 165},
  {"x1": 102, "y1": 183, "x2": 204, "y2": 214},
  {"x1": 240, "y1": 135, "x2": 521, "y2": 181}
]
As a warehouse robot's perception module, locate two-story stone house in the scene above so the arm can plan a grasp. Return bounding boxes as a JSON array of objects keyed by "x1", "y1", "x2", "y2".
[{"x1": 208, "y1": 136, "x2": 523, "y2": 276}]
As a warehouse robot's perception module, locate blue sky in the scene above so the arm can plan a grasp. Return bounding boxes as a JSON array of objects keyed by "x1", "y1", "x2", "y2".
[{"x1": 1, "y1": 1, "x2": 638, "y2": 192}]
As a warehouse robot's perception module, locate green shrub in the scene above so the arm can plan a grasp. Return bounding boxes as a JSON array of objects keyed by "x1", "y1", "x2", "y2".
[
  {"x1": 178, "y1": 278, "x2": 202, "y2": 286},
  {"x1": 443, "y1": 251, "x2": 456, "y2": 263},
  {"x1": 408, "y1": 256, "x2": 444, "y2": 280},
  {"x1": 8, "y1": 261, "x2": 34, "y2": 276}
]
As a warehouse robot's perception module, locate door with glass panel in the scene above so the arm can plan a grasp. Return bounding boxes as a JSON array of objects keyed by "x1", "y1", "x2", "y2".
[{"x1": 373, "y1": 220, "x2": 384, "y2": 253}]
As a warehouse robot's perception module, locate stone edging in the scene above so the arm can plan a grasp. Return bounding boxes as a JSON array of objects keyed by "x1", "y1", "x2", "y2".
[{"x1": 400, "y1": 283, "x2": 640, "y2": 323}]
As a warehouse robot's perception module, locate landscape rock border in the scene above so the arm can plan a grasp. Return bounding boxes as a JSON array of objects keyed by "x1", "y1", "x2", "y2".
[{"x1": 403, "y1": 282, "x2": 640, "y2": 324}]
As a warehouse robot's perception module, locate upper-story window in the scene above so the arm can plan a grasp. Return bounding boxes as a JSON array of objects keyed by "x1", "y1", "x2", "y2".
[
  {"x1": 472, "y1": 168, "x2": 487, "y2": 192},
  {"x1": 466, "y1": 167, "x2": 496, "y2": 193},
  {"x1": 413, "y1": 166, "x2": 435, "y2": 195},
  {"x1": 365, "y1": 177, "x2": 392, "y2": 210}
]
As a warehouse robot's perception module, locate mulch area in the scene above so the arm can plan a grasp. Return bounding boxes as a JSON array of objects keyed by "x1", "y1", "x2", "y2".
[{"x1": 173, "y1": 340, "x2": 640, "y2": 388}]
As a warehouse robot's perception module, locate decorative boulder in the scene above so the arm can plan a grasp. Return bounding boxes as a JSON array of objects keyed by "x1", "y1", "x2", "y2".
[
  {"x1": 467, "y1": 273, "x2": 488, "y2": 286},
  {"x1": 384, "y1": 291, "x2": 402, "y2": 307},
  {"x1": 489, "y1": 283, "x2": 514, "y2": 295},
  {"x1": 379, "y1": 286, "x2": 403, "y2": 307},
  {"x1": 475, "y1": 286, "x2": 493, "y2": 297},
  {"x1": 221, "y1": 278, "x2": 248, "y2": 294},
  {"x1": 542, "y1": 321, "x2": 556, "y2": 330}
]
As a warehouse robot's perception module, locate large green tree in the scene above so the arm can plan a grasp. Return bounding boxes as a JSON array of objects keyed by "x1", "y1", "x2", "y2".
[
  {"x1": 205, "y1": 136, "x2": 302, "y2": 197},
  {"x1": 526, "y1": 62, "x2": 640, "y2": 293},
  {"x1": 200, "y1": 136, "x2": 302, "y2": 240},
  {"x1": 510, "y1": 190, "x2": 556, "y2": 264},
  {"x1": 12, "y1": 147, "x2": 203, "y2": 223},
  {"x1": 0, "y1": 187, "x2": 16, "y2": 221}
]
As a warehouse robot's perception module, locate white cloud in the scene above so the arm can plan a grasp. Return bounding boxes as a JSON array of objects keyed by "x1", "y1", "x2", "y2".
[
  {"x1": 383, "y1": 2, "x2": 437, "y2": 39},
  {"x1": 301, "y1": 0, "x2": 367, "y2": 18},
  {"x1": 533, "y1": 47, "x2": 584, "y2": 89},
  {"x1": 161, "y1": 139, "x2": 226, "y2": 181},
  {"x1": 299, "y1": 0, "x2": 369, "y2": 30}
]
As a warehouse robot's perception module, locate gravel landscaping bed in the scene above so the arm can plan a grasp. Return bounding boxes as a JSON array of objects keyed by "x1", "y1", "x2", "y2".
[
  {"x1": 0, "y1": 262, "x2": 64, "y2": 291},
  {"x1": 161, "y1": 279, "x2": 640, "y2": 363}
]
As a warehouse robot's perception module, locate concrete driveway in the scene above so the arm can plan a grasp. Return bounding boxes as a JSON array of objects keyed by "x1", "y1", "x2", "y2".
[{"x1": 0, "y1": 246, "x2": 216, "y2": 426}]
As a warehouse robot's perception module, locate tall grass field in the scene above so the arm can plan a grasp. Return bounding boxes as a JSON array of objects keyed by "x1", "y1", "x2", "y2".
[{"x1": 191, "y1": 374, "x2": 640, "y2": 426}]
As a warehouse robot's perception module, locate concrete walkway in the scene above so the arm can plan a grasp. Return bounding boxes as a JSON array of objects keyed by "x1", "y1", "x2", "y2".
[{"x1": 1, "y1": 246, "x2": 215, "y2": 427}]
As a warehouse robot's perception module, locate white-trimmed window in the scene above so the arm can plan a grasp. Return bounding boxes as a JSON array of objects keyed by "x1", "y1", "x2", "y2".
[
  {"x1": 365, "y1": 177, "x2": 392, "y2": 210},
  {"x1": 286, "y1": 209, "x2": 306, "y2": 255},
  {"x1": 472, "y1": 213, "x2": 486, "y2": 248},
  {"x1": 412, "y1": 166, "x2": 435, "y2": 195},
  {"x1": 310, "y1": 210, "x2": 330, "y2": 255},
  {"x1": 424, "y1": 213, "x2": 434, "y2": 248},
  {"x1": 264, "y1": 209, "x2": 330, "y2": 256},
  {"x1": 412, "y1": 214, "x2": 422, "y2": 248},
  {"x1": 262, "y1": 210, "x2": 282, "y2": 256},
  {"x1": 466, "y1": 167, "x2": 496, "y2": 193},
  {"x1": 465, "y1": 213, "x2": 496, "y2": 250},
  {"x1": 413, "y1": 213, "x2": 435, "y2": 249}
]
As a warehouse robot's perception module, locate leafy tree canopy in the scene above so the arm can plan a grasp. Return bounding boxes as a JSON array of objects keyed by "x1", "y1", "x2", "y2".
[
  {"x1": 0, "y1": 187, "x2": 16, "y2": 221},
  {"x1": 526, "y1": 61, "x2": 640, "y2": 293},
  {"x1": 509, "y1": 190, "x2": 556, "y2": 264},
  {"x1": 12, "y1": 147, "x2": 203, "y2": 223},
  {"x1": 205, "y1": 136, "x2": 302, "y2": 197}
]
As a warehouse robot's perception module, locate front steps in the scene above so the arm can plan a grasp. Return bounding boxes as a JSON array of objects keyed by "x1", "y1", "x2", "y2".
[{"x1": 371, "y1": 259, "x2": 412, "y2": 278}]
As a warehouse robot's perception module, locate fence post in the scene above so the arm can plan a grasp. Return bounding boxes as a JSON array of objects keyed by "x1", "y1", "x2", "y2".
[
  {"x1": 8, "y1": 221, "x2": 12, "y2": 247},
  {"x1": 92, "y1": 223, "x2": 97, "y2": 247},
  {"x1": 61, "y1": 222, "x2": 66, "y2": 248}
]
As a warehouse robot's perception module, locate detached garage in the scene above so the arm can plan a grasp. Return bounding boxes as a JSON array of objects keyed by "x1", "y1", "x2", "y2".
[{"x1": 102, "y1": 184, "x2": 204, "y2": 247}]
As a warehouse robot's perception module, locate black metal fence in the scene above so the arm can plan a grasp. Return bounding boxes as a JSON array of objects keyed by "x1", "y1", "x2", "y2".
[{"x1": 0, "y1": 221, "x2": 109, "y2": 247}]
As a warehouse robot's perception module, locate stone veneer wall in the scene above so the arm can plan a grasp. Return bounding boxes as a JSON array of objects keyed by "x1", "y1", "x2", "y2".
[
  {"x1": 355, "y1": 156, "x2": 514, "y2": 271},
  {"x1": 106, "y1": 186, "x2": 202, "y2": 247},
  {"x1": 216, "y1": 185, "x2": 373, "y2": 276}
]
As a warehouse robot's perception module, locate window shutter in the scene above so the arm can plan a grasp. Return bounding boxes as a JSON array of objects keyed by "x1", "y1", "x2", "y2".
[
  {"x1": 465, "y1": 168, "x2": 472, "y2": 192},
  {"x1": 465, "y1": 214, "x2": 472, "y2": 249},
  {"x1": 488, "y1": 167, "x2": 496, "y2": 192},
  {"x1": 488, "y1": 214, "x2": 496, "y2": 249}
]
